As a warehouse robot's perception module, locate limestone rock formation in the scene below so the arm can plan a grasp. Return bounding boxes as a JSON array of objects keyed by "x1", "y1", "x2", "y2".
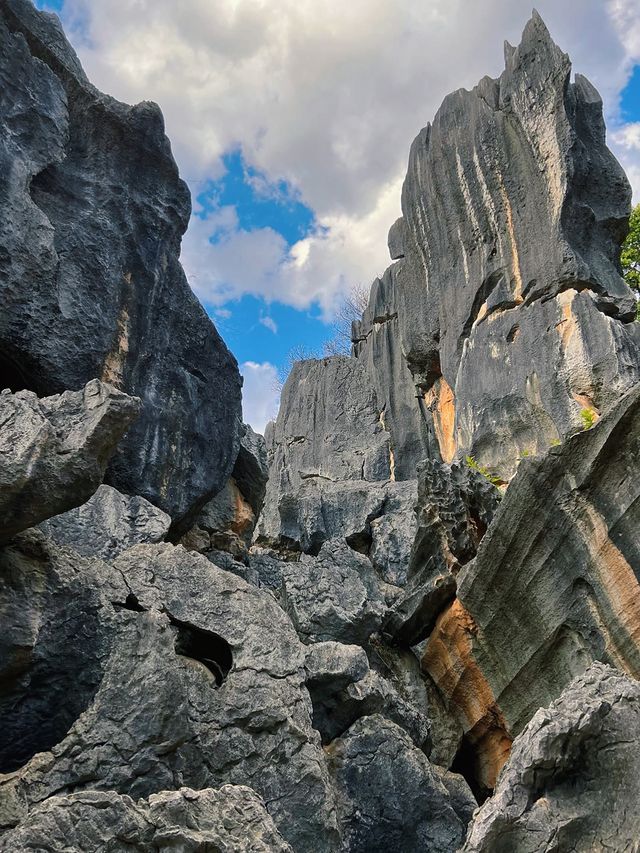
[
  {"x1": 0, "y1": 0, "x2": 242, "y2": 527},
  {"x1": 0, "y1": 380, "x2": 139, "y2": 544},
  {"x1": 39, "y1": 484, "x2": 171, "y2": 560},
  {"x1": 0, "y1": 786, "x2": 292, "y2": 853},
  {"x1": 3, "y1": 5, "x2": 640, "y2": 853},
  {"x1": 180, "y1": 424, "x2": 268, "y2": 561},
  {"x1": 327, "y1": 715, "x2": 471, "y2": 853},
  {"x1": 354, "y1": 11, "x2": 640, "y2": 479},
  {"x1": 0, "y1": 536, "x2": 339, "y2": 852},
  {"x1": 422, "y1": 384, "x2": 640, "y2": 794},
  {"x1": 280, "y1": 538, "x2": 391, "y2": 645},
  {"x1": 258, "y1": 356, "x2": 417, "y2": 584},
  {"x1": 385, "y1": 459, "x2": 500, "y2": 645},
  {"x1": 462, "y1": 663, "x2": 640, "y2": 852},
  {"x1": 305, "y1": 641, "x2": 431, "y2": 750}
]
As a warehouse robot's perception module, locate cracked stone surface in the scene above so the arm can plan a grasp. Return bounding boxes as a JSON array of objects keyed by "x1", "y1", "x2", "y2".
[
  {"x1": 0, "y1": 785, "x2": 292, "y2": 852},
  {"x1": 280, "y1": 539, "x2": 392, "y2": 645},
  {"x1": 39, "y1": 484, "x2": 171, "y2": 560},
  {"x1": 0, "y1": 537, "x2": 339, "y2": 853},
  {"x1": 327, "y1": 715, "x2": 472, "y2": 853}
]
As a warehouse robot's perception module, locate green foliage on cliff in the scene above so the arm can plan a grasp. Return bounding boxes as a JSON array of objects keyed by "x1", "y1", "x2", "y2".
[{"x1": 622, "y1": 204, "x2": 640, "y2": 319}]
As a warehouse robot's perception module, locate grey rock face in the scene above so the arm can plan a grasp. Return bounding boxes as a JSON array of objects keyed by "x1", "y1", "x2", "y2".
[
  {"x1": 0, "y1": 380, "x2": 139, "y2": 544},
  {"x1": 422, "y1": 385, "x2": 640, "y2": 793},
  {"x1": 386, "y1": 11, "x2": 640, "y2": 478},
  {"x1": 0, "y1": 0, "x2": 242, "y2": 527},
  {"x1": 39, "y1": 484, "x2": 171, "y2": 560},
  {"x1": 0, "y1": 786, "x2": 292, "y2": 853},
  {"x1": 280, "y1": 539, "x2": 391, "y2": 645},
  {"x1": 305, "y1": 641, "x2": 431, "y2": 750},
  {"x1": 462, "y1": 663, "x2": 640, "y2": 852},
  {"x1": 0, "y1": 539, "x2": 339, "y2": 852},
  {"x1": 258, "y1": 356, "x2": 417, "y2": 583},
  {"x1": 327, "y1": 715, "x2": 470, "y2": 853},
  {"x1": 180, "y1": 424, "x2": 268, "y2": 561},
  {"x1": 352, "y1": 265, "x2": 437, "y2": 481},
  {"x1": 385, "y1": 460, "x2": 500, "y2": 644}
]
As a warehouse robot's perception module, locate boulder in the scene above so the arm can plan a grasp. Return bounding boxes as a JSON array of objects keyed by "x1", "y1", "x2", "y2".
[
  {"x1": 39, "y1": 484, "x2": 171, "y2": 560},
  {"x1": 0, "y1": 537, "x2": 339, "y2": 852},
  {"x1": 0, "y1": 0, "x2": 242, "y2": 527},
  {"x1": 462, "y1": 663, "x2": 640, "y2": 852},
  {"x1": 280, "y1": 539, "x2": 391, "y2": 645},
  {"x1": 1, "y1": 786, "x2": 292, "y2": 852},
  {"x1": 422, "y1": 385, "x2": 640, "y2": 793},
  {"x1": 0, "y1": 380, "x2": 139, "y2": 544},
  {"x1": 305, "y1": 642, "x2": 431, "y2": 750},
  {"x1": 327, "y1": 715, "x2": 471, "y2": 853}
]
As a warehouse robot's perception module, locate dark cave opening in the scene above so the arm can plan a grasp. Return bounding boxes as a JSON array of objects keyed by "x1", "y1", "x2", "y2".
[
  {"x1": 171, "y1": 616, "x2": 233, "y2": 687},
  {"x1": 451, "y1": 735, "x2": 491, "y2": 805},
  {"x1": 0, "y1": 349, "x2": 43, "y2": 395}
]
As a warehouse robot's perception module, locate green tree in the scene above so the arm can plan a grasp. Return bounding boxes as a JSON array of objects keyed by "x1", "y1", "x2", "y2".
[{"x1": 621, "y1": 204, "x2": 640, "y2": 319}]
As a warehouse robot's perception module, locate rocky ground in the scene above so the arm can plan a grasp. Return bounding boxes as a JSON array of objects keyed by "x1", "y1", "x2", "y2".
[{"x1": 1, "y1": 3, "x2": 639, "y2": 851}]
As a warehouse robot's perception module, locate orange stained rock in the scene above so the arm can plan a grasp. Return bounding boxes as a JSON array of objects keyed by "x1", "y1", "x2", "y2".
[
  {"x1": 557, "y1": 289, "x2": 577, "y2": 350},
  {"x1": 424, "y1": 377, "x2": 456, "y2": 464},
  {"x1": 422, "y1": 599, "x2": 512, "y2": 790},
  {"x1": 230, "y1": 480, "x2": 255, "y2": 538},
  {"x1": 102, "y1": 273, "x2": 132, "y2": 388},
  {"x1": 577, "y1": 500, "x2": 640, "y2": 677}
]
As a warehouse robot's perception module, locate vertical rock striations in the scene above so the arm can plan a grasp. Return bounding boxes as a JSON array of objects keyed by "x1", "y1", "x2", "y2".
[
  {"x1": 0, "y1": 0, "x2": 242, "y2": 528},
  {"x1": 355, "y1": 11, "x2": 640, "y2": 480}
]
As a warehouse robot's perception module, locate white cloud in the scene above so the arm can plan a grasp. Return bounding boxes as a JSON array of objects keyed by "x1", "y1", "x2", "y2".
[
  {"x1": 61, "y1": 0, "x2": 640, "y2": 312},
  {"x1": 240, "y1": 361, "x2": 280, "y2": 434},
  {"x1": 259, "y1": 314, "x2": 278, "y2": 334},
  {"x1": 611, "y1": 122, "x2": 640, "y2": 200}
]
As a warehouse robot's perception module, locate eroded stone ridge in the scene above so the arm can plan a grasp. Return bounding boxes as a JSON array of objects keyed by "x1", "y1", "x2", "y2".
[
  {"x1": 0, "y1": 0, "x2": 242, "y2": 527},
  {"x1": 422, "y1": 385, "x2": 640, "y2": 792}
]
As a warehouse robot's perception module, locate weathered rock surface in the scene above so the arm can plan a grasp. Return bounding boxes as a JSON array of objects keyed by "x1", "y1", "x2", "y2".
[
  {"x1": 0, "y1": 785, "x2": 292, "y2": 853},
  {"x1": 280, "y1": 538, "x2": 391, "y2": 645},
  {"x1": 353, "y1": 12, "x2": 640, "y2": 480},
  {"x1": 0, "y1": 380, "x2": 139, "y2": 544},
  {"x1": 305, "y1": 641, "x2": 431, "y2": 750},
  {"x1": 463, "y1": 663, "x2": 640, "y2": 852},
  {"x1": 259, "y1": 356, "x2": 417, "y2": 584},
  {"x1": 180, "y1": 424, "x2": 268, "y2": 561},
  {"x1": 423, "y1": 384, "x2": 640, "y2": 794},
  {"x1": 0, "y1": 537, "x2": 339, "y2": 852},
  {"x1": 385, "y1": 460, "x2": 500, "y2": 645},
  {"x1": 352, "y1": 265, "x2": 437, "y2": 479},
  {"x1": 327, "y1": 715, "x2": 471, "y2": 853},
  {"x1": 39, "y1": 484, "x2": 171, "y2": 560},
  {"x1": 0, "y1": 0, "x2": 242, "y2": 526}
]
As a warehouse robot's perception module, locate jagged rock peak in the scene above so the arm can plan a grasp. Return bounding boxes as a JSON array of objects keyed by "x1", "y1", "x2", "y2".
[{"x1": 355, "y1": 10, "x2": 640, "y2": 480}]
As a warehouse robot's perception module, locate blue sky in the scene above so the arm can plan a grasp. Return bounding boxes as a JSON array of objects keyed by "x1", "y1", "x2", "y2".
[{"x1": 33, "y1": 0, "x2": 640, "y2": 431}]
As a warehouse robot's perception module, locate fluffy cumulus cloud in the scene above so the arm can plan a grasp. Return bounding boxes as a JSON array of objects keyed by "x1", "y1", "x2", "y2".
[
  {"x1": 240, "y1": 361, "x2": 280, "y2": 434},
  {"x1": 60, "y1": 0, "x2": 640, "y2": 316}
]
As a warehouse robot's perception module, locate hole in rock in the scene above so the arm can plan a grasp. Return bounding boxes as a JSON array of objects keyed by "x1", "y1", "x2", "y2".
[
  {"x1": 171, "y1": 616, "x2": 233, "y2": 687},
  {"x1": 0, "y1": 347, "x2": 43, "y2": 395},
  {"x1": 346, "y1": 530, "x2": 372, "y2": 557},
  {"x1": 451, "y1": 734, "x2": 491, "y2": 804}
]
